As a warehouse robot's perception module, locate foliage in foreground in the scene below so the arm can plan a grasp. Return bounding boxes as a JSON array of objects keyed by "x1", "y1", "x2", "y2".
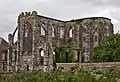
[
  {"x1": 0, "y1": 68, "x2": 120, "y2": 82},
  {"x1": 92, "y1": 33, "x2": 120, "y2": 62},
  {"x1": 55, "y1": 44, "x2": 75, "y2": 63}
]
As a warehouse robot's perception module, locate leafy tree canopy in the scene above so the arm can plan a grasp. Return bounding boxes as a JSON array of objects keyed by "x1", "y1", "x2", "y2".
[{"x1": 92, "y1": 33, "x2": 120, "y2": 62}]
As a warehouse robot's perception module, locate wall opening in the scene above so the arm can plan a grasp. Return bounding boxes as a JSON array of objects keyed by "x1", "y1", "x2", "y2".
[
  {"x1": 52, "y1": 27, "x2": 55, "y2": 37},
  {"x1": 39, "y1": 48, "x2": 44, "y2": 64},
  {"x1": 41, "y1": 27, "x2": 45, "y2": 36},
  {"x1": 69, "y1": 29, "x2": 72, "y2": 37},
  {"x1": 60, "y1": 28, "x2": 64, "y2": 38}
]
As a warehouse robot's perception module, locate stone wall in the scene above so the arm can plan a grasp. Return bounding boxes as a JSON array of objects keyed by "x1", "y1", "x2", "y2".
[
  {"x1": 7, "y1": 11, "x2": 114, "y2": 72},
  {"x1": 56, "y1": 62, "x2": 120, "y2": 70}
]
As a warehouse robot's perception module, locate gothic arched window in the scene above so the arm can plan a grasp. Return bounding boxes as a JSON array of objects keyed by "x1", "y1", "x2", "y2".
[
  {"x1": 23, "y1": 22, "x2": 32, "y2": 54},
  {"x1": 60, "y1": 28, "x2": 64, "y2": 38},
  {"x1": 69, "y1": 29, "x2": 72, "y2": 37},
  {"x1": 41, "y1": 26, "x2": 45, "y2": 36},
  {"x1": 52, "y1": 27, "x2": 55, "y2": 37}
]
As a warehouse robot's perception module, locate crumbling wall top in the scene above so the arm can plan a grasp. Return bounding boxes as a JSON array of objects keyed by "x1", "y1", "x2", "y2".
[
  {"x1": 32, "y1": 11, "x2": 37, "y2": 16},
  {"x1": 18, "y1": 11, "x2": 112, "y2": 24},
  {"x1": 18, "y1": 11, "x2": 38, "y2": 18},
  {"x1": 68, "y1": 17, "x2": 111, "y2": 22}
]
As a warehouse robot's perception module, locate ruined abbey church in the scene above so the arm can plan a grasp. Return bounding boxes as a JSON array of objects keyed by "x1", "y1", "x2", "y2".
[{"x1": 0, "y1": 11, "x2": 113, "y2": 72}]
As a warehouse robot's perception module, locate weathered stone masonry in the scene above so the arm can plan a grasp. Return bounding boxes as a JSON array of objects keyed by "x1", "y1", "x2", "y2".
[
  {"x1": 0, "y1": 37, "x2": 8, "y2": 72},
  {"x1": 6, "y1": 11, "x2": 113, "y2": 72}
]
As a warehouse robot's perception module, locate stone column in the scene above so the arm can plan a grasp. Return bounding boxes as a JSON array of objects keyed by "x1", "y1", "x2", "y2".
[
  {"x1": 43, "y1": 21, "x2": 53, "y2": 72},
  {"x1": 36, "y1": 47, "x2": 42, "y2": 70},
  {"x1": 17, "y1": 25, "x2": 20, "y2": 72},
  {"x1": 19, "y1": 27, "x2": 24, "y2": 70},
  {"x1": 7, "y1": 46, "x2": 10, "y2": 72},
  {"x1": 79, "y1": 24, "x2": 83, "y2": 63},
  {"x1": 7, "y1": 34, "x2": 13, "y2": 72},
  {"x1": 32, "y1": 25, "x2": 35, "y2": 70},
  {"x1": 73, "y1": 23, "x2": 80, "y2": 61},
  {"x1": 64, "y1": 23, "x2": 69, "y2": 44},
  {"x1": 48, "y1": 23, "x2": 54, "y2": 71},
  {"x1": 43, "y1": 43, "x2": 49, "y2": 72}
]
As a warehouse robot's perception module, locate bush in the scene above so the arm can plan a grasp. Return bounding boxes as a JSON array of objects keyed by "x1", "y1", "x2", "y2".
[
  {"x1": 92, "y1": 33, "x2": 120, "y2": 62},
  {"x1": 0, "y1": 69, "x2": 119, "y2": 82}
]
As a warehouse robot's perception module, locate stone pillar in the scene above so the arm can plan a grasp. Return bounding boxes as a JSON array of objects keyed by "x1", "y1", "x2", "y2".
[
  {"x1": 7, "y1": 47, "x2": 10, "y2": 72},
  {"x1": 79, "y1": 51, "x2": 82, "y2": 63},
  {"x1": 36, "y1": 47, "x2": 42, "y2": 70},
  {"x1": 17, "y1": 25, "x2": 20, "y2": 72},
  {"x1": 43, "y1": 22, "x2": 53, "y2": 72},
  {"x1": 8, "y1": 34, "x2": 13, "y2": 46},
  {"x1": 57, "y1": 26, "x2": 60, "y2": 45},
  {"x1": 7, "y1": 34, "x2": 13, "y2": 72},
  {"x1": 32, "y1": 26, "x2": 35, "y2": 70},
  {"x1": 19, "y1": 27, "x2": 24, "y2": 70},
  {"x1": 73, "y1": 23, "x2": 80, "y2": 61},
  {"x1": 43, "y1": 43, "x2": 49, "y2": 72},
  {"x1": 48, "y1": 43, "x2": 53, "y2": 71},
  {"x1": 64, "y1": 23, "x2": 69, "y2": 44},
  {"x1": 48, "y1": 23, "x2": 54, "y2": 71}
]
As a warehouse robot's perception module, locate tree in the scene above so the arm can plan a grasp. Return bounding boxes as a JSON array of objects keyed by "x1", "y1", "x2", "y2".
[
  {"x1": 54, "y1": 45, "x2": 75, "y2": 63},
  {"x1": 92, "y1": 33, "x2": 120, "y2": 62}
]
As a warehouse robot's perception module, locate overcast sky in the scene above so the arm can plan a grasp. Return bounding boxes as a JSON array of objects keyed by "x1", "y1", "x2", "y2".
[{"x1": 0, "y1": 0, "x2": 120, "y2": 41}]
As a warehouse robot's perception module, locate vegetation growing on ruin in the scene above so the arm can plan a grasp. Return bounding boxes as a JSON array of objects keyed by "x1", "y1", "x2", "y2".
[
  {"x1": 54, "y1": 45, "x2": 75, "y2": 63},
  {"x1": 92, "y1": 33, "x2": 120, "y2": 62}
]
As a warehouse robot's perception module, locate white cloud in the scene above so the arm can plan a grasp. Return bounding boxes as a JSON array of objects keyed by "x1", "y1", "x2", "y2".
[{"x1": 0, "y1": 0, "x2": 120, "y2": 40}]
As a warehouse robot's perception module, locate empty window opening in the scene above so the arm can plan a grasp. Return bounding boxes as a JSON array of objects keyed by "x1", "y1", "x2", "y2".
[
  {"x1": 52, "y1": 28, "x2": 55, "y2": 37},
  {"x1": 41, "y1": 50, "x2": 44, "y2": 56},
  {"x1": 41, "y1": 27, "x2": 45, "y2": 36},
  {"x1": 69, "y1": 29, "x2": 72, "y2": 37},
  {"x1": 60, "y1": 29, "x2": 64, "y2": 38},
  {"x1": 93, "y1": 35, "x2": 97, "y2": 42},
  {"x1": 25, "y1": 32, "x2": 27, "y2": 37}
]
